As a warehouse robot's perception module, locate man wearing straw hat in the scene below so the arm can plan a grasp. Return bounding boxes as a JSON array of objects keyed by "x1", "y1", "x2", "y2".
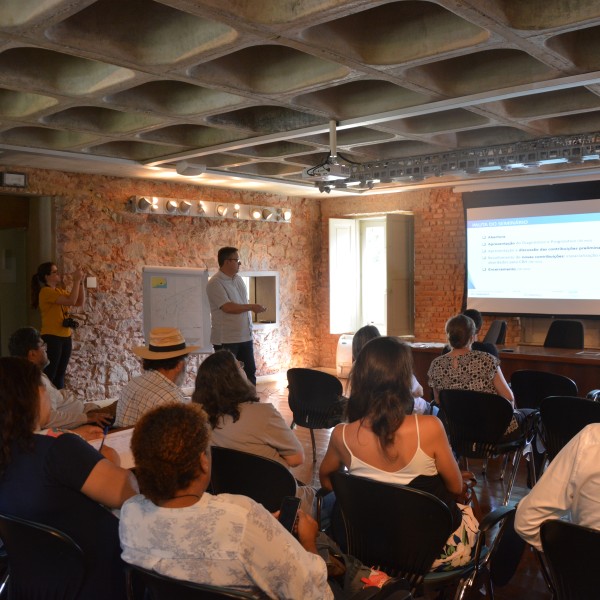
[{"x1": 115, "y1": 327, "x2": 199, "y2": 427}]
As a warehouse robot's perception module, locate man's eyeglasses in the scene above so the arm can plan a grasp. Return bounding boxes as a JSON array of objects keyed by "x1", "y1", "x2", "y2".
[
  {"x1": 226, "y1": 259, "x2": 241, "y2": 265},
  {"x1": 37, "y1": 341, "x2": 47, "y2": 349}
]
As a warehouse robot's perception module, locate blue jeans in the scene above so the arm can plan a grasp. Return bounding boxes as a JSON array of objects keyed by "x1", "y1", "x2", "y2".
[{"x1": 213, "y1": 340, "x2": 257, "y2": 385}]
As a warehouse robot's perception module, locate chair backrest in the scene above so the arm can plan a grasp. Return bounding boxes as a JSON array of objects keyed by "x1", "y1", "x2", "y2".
[
  {"x1": 511, "y1": 369, "x2": 578, "y2": 410},
  {"x1": 544, "y1": 319, "x2": 585, "y2": 349},
  {"x1": 540, "y1": 396, "x2": 600, "y2": 462},
  {"x1": 126, "y1": 565, "x2": 255, "y2": 599},
  {"x1": 540, "y1": 520, "x2": 600, "y2": 600},
  {"x1": 438, "y1": 389, "x2": 515, "y2": 458},
  {"x1": 0, "y1": 512, "x2": 85, "y2": 599},
  {"x1": 331, "y1": 471, "x2": 452, "y2": 591},
  {"x1": 286, "y1": 368, "x2": 344, "y2": 429},
  {"x1": 483, "y1": 320, "x2": 507, "y2": 345},
  {"x1": 209, "y1": 446, "x2": 296, "y2": 512}
]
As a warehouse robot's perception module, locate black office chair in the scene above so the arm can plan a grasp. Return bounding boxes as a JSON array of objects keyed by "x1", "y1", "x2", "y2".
[
  {"x1": 540, "y1": 395, "x2": 600, "y2": 462},
  {"x1": 126, "y1": 565, "x2": 255, "y2": 599},
  {"x1": 331, "y1": 471, "x2": 516, "y2": 599},
  {"x1": 483, "y1": 320, "x2": 507, "y2": 345},
  {"x1": 209, "y1": 446, "x2": 297, "y2": 512},
  {"x1": 540, "y1": 519, "x2": 600, "y2": 600},
  {"x1": 287, "y1": 368, "x2": 344, "y2": 462},
  {"x1": 0, "y1": 512, "x2": 85, "y2": 599},
  {"x1": 511, "y1": 370, "x2": 578, "y2": 411},
  {"x1": 439, "y1": 389, "x2": 528, "y2": 505},
  {"x1": 543, "y1": 319, "x2": 585, "y2": 349}
]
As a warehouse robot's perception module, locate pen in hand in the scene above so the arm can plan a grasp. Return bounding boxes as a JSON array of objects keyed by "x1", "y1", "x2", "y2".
[{"x1": 99, "y1": 425, "x2": 110, "y2": 451}]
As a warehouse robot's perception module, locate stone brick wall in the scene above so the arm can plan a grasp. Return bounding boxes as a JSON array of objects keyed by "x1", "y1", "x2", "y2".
[
  {"x1": 22, "y1": 168, "x2": 322, "y2": 401},
  {"x1": 18, "y1": 166, "x2": 523, "y2": 397}
]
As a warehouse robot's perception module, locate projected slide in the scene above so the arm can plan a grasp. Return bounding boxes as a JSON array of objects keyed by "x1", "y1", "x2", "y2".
[{"x1": 466, "y1": 199, "x2": 600, "y2": 315}]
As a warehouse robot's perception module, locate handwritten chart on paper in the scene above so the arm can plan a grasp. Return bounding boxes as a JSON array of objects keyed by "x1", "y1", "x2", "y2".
[{"x1": 142, "y1": 266, "x2": 212, "y2": 353}]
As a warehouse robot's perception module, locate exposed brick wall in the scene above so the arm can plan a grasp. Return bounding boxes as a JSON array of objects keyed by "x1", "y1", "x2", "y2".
[
  {"x1": 22, "y1": 168, "x2": 322, "y2": 400},
  {"x1": 18, "y1": 167, "x2": 523, "y2": 396},
  {"x1": 317, "y1": 187, "x2": 522, "y2": 368}
]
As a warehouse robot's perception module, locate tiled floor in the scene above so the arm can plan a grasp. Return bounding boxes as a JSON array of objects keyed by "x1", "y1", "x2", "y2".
[{"x1": 257, "y1": 377, "x2": 552, "y2": 599}]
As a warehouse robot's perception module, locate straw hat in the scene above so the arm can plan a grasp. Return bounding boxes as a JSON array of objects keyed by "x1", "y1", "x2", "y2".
[{"x1": 133, "y1": 327, "x2": 200, "y2": 360}]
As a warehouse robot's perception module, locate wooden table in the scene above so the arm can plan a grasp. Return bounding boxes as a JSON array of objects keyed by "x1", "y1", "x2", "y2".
[{"x1": 410, "y1": 343, "x2": 600, "y2": 400}]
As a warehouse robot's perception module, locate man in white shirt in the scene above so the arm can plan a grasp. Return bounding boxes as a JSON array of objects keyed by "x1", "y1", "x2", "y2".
[
  {"x1": 8, "y1": 326, "x2": 110, "y2": 438},
  {"x1": 115, "y1": 327, "x2": 199, "y2": 427},
  {"x1": 205, "y1": 247, "x2": 266, "y2": 384},
  {"x1": 515, "y1": 423, "x2": 600, "y2": 551}
]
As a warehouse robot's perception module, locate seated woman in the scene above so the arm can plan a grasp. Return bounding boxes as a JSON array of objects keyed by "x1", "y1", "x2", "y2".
[
  {"x1": 428, "y1": 314, "x2": 524, "y2": 440},
  {"x1": 193, "y1": 350, "x2": 315, "y2": 513},
  {"x1": 352, "y1": 325, "x2": 430, "y2": 414},
  {"x1": 0, "y1": 357, "x2": 137, "y2": 600},
  {"x1": 320, "y1": 337, "x2": 478, "y2": 571},
  {"x1": 119, "y1": 402, "x2": 333, "y2": 599}
]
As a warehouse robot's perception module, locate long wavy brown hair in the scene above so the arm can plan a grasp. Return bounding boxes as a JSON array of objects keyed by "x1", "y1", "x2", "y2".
[
  {"x1": 131, "y1": 403, "x2": 210, "y2": 505},
  {"x1": 192, "y1": 350, "x2": 258, "y2": 429},
  {"x1": 0, "y1": 357, "x2": 42, "y2": 476},
  {"x1": 348, "y1": 337, "x2": 415, "y2": 450}
]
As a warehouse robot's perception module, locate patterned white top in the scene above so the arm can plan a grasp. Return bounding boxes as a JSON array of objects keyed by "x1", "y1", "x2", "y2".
[
  {"x1": 119, "y1": 492, "x2": 332, "y2": 600},
  {"x1": 115, "y1": 369, "x2": 184, "y2": 427},
  {"x1": 427, "y1": 350, "x2": 500, "y2": 395}
]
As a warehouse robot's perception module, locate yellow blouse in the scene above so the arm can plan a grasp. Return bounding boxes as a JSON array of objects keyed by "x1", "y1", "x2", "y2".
[{"x1": 39, "y1": 287, "x2": 71, "y2": 337}]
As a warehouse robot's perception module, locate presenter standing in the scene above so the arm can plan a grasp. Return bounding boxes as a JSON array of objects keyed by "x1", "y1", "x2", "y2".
[
  {"x1": 31, "y1": 262, "x2": 85, "y2": 389},
  {"x1": 206, "y1": 247, "x2": 266, "y2": 384}
]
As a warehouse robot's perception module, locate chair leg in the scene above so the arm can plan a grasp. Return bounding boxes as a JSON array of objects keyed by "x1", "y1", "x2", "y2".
[
  {"x1": 310, "y1": 429, "x2": 317, "y2": 463},
  {"x1": 503, "y1": 448, "x2": 524, "y2": 505}
]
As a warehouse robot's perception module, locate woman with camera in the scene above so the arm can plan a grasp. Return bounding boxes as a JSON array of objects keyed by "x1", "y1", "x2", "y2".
[{"x1": 31, "y1": 262, "x2": 85, "y2": 389}]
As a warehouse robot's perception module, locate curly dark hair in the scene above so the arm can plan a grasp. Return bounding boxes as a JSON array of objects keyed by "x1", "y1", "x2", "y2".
[
  {"x1": 192, "y1": 350, "x2": 258, "y2": 429},
  {"x1": 0, "y1": 357, "x2": 42, "y2": 476},
  {"x1": 30, "y1": 262, "x2": 55, "y2": 309},
  {"x1": 131, "y1": 403, "x2": 210, "y2": 505},
  {"x1": 348, "y1": 337, "x2": 414, "y2": 450}
]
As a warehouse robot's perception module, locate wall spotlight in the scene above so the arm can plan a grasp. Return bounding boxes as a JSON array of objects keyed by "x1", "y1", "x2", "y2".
[
  {"x1": 251, "y1": 208, "x2": 262, "y2": 220},
  {"x1": 165, "y1": 199, "x2": 178, "y2": 213},
  {"x1": 198, "y1": 201, "x2": 206, "y2": 215},
  {"x1": 283, "y1": 209, "x2": 292, "y2": 221},
  {"x1": 216, "y1": 204, "x2": 228, "y2": 217},
  {"x1": 262, "y1": 209, "x2": 273, "y2": 220},
  {"x1": 137, "y1": 197, "x2": 153, "y2": 211},
  {"x1": 179, "y1": 200, "x2": 192, "y2": 214}
]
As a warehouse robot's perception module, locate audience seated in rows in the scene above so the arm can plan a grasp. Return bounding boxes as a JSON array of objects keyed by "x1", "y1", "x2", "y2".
[
  {"x1": 119, "y1": 402, "x2": 392, "y2": 599},
  {"x1": 192, "y1": 349, "x2": 316, "y2": 514},
  {"x1": 115, "y1": 327, "x2": 199, "y2": 427},
  {"x1": 320, "y1": 336, "x2": 479, "y2": 571},
  {"x1": 515, "y1": 423, "x2": 600, "y2": 550},
  {"x1": 8, "y1": 327, "x2": 111, "y2": 439},
  {"x1": 0, "y1": 357, "x2": 137, "y2": 600},
  {"x1": 428, "y1": 314, "x2": 527, "y2": 441},
  {"x1": 352, "y1": 325, "x2": 431, "y2": 414}
]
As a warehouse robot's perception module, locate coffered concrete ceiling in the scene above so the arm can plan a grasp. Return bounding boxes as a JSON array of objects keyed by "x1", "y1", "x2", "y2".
[{"x1": 2, "y1": 0, "x2": 600, "y2": 197}]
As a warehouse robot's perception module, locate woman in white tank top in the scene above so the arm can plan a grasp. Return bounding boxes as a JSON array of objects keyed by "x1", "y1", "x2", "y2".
[{"x1": 320, "y1": 336, "x2": 479, "y2": 571}]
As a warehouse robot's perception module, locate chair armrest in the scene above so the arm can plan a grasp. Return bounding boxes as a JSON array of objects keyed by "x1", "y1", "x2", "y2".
[
  {"x1": 472, "y1": 506, "x2": 517, "y2": 569},
  {"x1": 478, "y1": 506, "x2": 515, "y2": 533}
]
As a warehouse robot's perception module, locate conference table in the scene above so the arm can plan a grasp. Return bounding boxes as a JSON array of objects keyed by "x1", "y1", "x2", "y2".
[{"x1": 410, "y1": 343, "x2": 600, "y2": 400}]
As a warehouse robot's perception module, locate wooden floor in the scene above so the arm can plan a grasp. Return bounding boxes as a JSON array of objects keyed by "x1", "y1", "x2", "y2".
[{"x1": 257, "y1": 378, "x2": 552, "y2": 600}]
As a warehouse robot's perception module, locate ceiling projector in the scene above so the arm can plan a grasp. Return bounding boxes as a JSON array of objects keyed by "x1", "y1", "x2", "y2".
[{"x1": 302, "y1": 162, "x2": 351, "y2": 181}]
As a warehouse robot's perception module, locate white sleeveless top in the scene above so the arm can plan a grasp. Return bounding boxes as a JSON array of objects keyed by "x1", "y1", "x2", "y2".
[{"x1": 342, "y1": 414, "x2": 438, "y2": 485}]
